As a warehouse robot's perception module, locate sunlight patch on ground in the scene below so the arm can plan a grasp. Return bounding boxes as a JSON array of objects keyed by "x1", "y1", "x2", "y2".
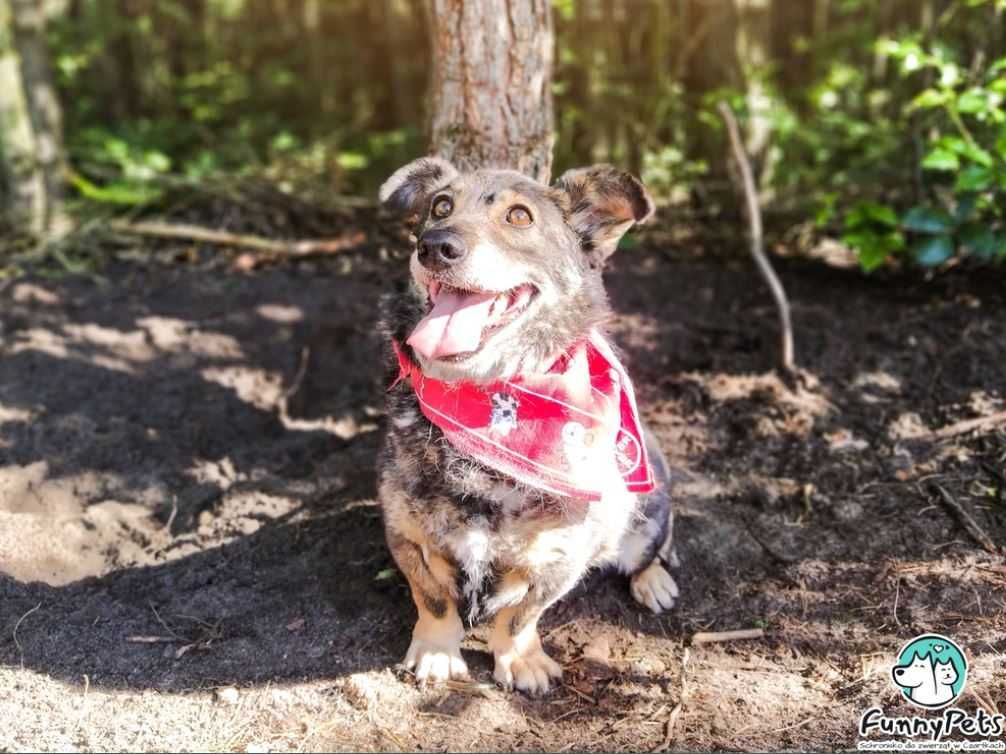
[
  {"x1": 201, "y1": 365, "x2": 285, "y2": 411},
  {"x1": 138, "y1": 316, "x2": 245, "y2": 360},
  {"x1": 969, "y1": 390, "x2": 1004, "y2": 414},
  {"x1": 0, "y1": 462, "x2": 166, "y2": 586},
  {"x1": 682, "y1": 371, "x2": 834, "y2": 431},
  {"x1": 0, "y1": 403, "x2": 35, "y2": 425},
  {"x1": 853, "y1": 371, "x2": 902, "y2": 393},
  {"x1": 10, "y1": 282, "x2": 60, "y2": 305},
  {"x1": 185, "y1": 457, "x2": 243, "y2": 490},
  {"x1": 685, "y1": 645, "x2": 852, "y2": 751},
  {"x1": 256, "y1": 303, "x2": 304, "y2": 324},
  {"x1": 887, "y1": 412, "x2": 931, "y2": 440},
  {"x1": 854, "y1": 371, "x2": 903, "y2": 404}
]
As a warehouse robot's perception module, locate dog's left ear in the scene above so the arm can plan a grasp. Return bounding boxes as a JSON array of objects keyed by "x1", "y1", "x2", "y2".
[
  {"x1": 379, "y1": 156, "x2": 459, "y2": 220},
  {"x1": 552, "y1": 165, "x2": 654, "y2": 262}
]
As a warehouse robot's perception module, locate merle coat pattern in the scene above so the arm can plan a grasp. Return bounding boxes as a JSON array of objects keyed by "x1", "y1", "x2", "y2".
[{"x1": 377, "y1": 157, "x2": 679, "y2": 694}]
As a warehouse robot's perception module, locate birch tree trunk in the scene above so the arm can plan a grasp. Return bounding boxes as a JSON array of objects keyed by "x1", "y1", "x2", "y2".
[
  {"x1": 0, "y1": 0, "x2": 45, "y2": 233},
  {"x1": 424, "y1": 0, "x2": 554, "y2": 183}
]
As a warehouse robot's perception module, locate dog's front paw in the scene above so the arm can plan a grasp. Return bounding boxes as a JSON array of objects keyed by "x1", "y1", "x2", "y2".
[
  {"x1": 403, "y1": 638, "x2": 469, "y2": 685},
  {"x1": 630, "y1": 559, "x2": 679, "y2": 614},
  {"x1": 493, "y1": 642, "x2": 562, "y2": 695}
]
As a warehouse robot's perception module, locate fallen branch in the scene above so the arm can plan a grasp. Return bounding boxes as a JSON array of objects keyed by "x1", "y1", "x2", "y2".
[
  {"x1": 932, "y1": 483, "x2": 1001, "y2": 555},
  {"x1": 109, "y1": 220, "x2": 366, "y2": 260},
  {"x1": 651, "y1": 647, "x2": 690, "y2": 752},
  {"x1": 718, "y1": 102, "x2": 795, "y2": 373},
  {"x1": 923, "y1": 411, "x2": 1006, "y2": 441},
  {"x1": 691, "y1": 628, "x2": 765, "y2": 645}
]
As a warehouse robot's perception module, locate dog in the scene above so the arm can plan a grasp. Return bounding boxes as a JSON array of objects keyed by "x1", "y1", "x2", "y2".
[
  {"x1": 376, "y1": 157, "x2": 679, "y2": 694},
  {"x1": 892, "y1": 652, "x2": 959, "y2": 707}
]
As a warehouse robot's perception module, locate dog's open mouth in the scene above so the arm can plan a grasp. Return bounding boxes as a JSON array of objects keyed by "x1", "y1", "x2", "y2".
[{"x1": 408, "y1": 280, "x2": 538, "y2": 361}]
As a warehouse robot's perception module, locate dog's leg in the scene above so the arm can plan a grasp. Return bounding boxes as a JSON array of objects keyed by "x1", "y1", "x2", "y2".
[
  {"x1": 487, "y1": 570, "x2": 572, "y2": 694},
  {"x1": 618, "y1": 430, "x2": 680, "y2": 614},
  {"x1": 387, "y1": 531, "x2": 469, "y2": 684}
]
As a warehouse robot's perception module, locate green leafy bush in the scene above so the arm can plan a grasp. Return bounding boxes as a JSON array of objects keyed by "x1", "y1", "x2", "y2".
[{"x1": 840, "y1": 5, "x2": 1006, "y2": 270}]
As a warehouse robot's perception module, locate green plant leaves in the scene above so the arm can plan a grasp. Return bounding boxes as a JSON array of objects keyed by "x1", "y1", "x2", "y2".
[
  {"x1": 922, "y1": 147, "x2": 960, "y2": 171},
  {"x1": 955, "y1": 165, "x2": 995, "y2": 192},
  {"x1": 846, "y1": 201, "x2": 899, "y2": 229},
  {"x1": 911, "y1": 235, "x2": 955, "y2": 266},
  {"x1": 849, "y1": 231, "x2": 905, "y2": 272},
  {"x1": 960, "y1": 225, "x2": 1006, "y2": 258},
  {"x1": 902, "y1": 206, "x2": 955, "y2": 234}
]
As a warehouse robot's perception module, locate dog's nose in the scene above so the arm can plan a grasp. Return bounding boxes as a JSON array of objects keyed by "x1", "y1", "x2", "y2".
[
  {"x1": 417, "y1": 229, "x2": 467, "y2": 271},
  {"x1": 894, "y1": 668, "x2": 904, "y2": 677}
]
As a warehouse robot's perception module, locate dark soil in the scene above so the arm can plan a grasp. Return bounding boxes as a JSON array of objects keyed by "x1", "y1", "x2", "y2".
[{"x1": 1, "y1": 219, "x2": 1004, "y2": 752}]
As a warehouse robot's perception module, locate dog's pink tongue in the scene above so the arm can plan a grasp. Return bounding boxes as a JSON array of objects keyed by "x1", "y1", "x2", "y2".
[{"x1": 408, "y1": 288, "x2": 496, "y2": 360}]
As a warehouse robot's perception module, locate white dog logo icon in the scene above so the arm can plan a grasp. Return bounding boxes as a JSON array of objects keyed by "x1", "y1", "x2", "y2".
[{"x1": 891, "y1": 634, "x2": 967, "y2": 709}]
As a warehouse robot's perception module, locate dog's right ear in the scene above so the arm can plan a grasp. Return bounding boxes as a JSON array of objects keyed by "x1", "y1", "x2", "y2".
[{"x1": 379, "y1": 156, "x2": 459, "y2": 219}]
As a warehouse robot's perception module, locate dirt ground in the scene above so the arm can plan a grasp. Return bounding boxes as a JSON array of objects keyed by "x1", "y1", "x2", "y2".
[{"x1": 1, "y1": 213, "x2": 1004, "y2": 752}]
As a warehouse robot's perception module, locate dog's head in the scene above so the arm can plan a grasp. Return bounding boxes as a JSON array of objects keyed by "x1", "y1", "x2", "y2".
[
  {"x1": 380, "y1": 157, "x2": 653, "y2": 382},
  {"x1": 892, "y1": 652, "x2": 932, "y2": 690}
]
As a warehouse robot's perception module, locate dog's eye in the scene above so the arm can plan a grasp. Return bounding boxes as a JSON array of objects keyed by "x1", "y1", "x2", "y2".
[
  {"x1": 431, "y1": 196, "x2": 453, "y2": 219},
  {"x1": 506, "y1": 205, "x2": 533, "y2": 227}
]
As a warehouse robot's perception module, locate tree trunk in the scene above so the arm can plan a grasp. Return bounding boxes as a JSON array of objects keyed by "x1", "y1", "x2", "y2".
[
  {"x1": 770, "y1": 0, "x2": 815, "y2": 99},
  {"x1": 681, "y1": 0, "x2": 743, "y2": 193},
  {"x1": 0, "y1": 0, "x2": 43, "y2": 232},
  {"x1": 424, "y1": 0, "x2": 554, "y2": 183},
  {"x1": 4, "y1": 0, "x2": 67, "y2": 236}
]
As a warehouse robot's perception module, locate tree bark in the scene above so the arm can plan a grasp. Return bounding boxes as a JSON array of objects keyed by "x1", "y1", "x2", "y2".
[
  {"x1": 770, "y1": 0, "x2": 815, "y2": 99},
  {"x1": 5, "y1": 0, "x2": 67, "y2": 236},
  {"x1": 681, "y1": 0, "x2": 743, "y2": 189},
  {"x1": 0, "y1": 0, "x2": 45, "y2": 232},
  {"x1": 424, "y1": 0, "x2": 554, "y2": 183}
]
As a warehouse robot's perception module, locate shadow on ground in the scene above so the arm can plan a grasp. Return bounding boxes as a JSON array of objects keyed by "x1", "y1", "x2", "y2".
[{"x1": 1, "y1": 244, "x2": 1004, "y2": 751}]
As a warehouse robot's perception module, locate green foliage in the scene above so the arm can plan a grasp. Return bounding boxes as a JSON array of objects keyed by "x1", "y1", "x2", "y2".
[
  {"x1": 842, "y1": 202, "x2": 905, "y2": 272},
  {"x1": 31, "y1": 0, "x2": 1006, "y2": 276},
  {"x1": 48, "y1": 0, "x2": 427, "y2": 204},
  {"x1": 836, "y1": 3, "x2": 1006, "y2": 270}
]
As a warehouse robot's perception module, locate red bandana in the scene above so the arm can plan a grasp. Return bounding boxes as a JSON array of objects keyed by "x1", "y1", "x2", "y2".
[{"x1": 392, "y1": 330, "x2": 655, "y2": 501}]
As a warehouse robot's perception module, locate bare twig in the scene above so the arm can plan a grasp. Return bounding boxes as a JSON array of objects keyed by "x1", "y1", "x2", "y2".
[
  {"x1": 651, "y1": 704, "x2": 683, "y2": 753},
  {"x1": 923, "y1": 411, "x2": 1006, "y2": 441},
  {"x1": 892, "y1": 577, "x2": 902, "y2": 627},
  {"x1": 651, "y1": 647, "x2": 690, "y2": 752},
  {"x1": 109, "y1": 220, "x2": 366, "y2": 260},
  {"x1": 165, "y1": 496, "x2": 178, "y2": 533},
  {"x1": 12, "y1": 601, "x2": 42, "y2": 669},
  {"x1": 692, "y1": 628, "x2": 765, "y2": 645},
  {"x1": 283, "y1": 347, "x2": 311, "y2": 400},
  {"x1": 564, "y1": 684, "x2": 598, "y2": 705},
  {"x1": 149, "y1": 601, "x2": 181, "y2": 640},
  {"x1": 125, "y1": 635, "x2": 177, "y2": 644},
  {"x1": 932, "y1": 484, "x2": 1001, "y2": 555},
  {"x1": 718, "y1": 102, "x2": 795, "y2": 373}
]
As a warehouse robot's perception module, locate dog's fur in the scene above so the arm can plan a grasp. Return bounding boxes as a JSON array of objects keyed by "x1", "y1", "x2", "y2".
[{"x1": 377, "y1": 157, "x2": 679, "y2": 693}]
